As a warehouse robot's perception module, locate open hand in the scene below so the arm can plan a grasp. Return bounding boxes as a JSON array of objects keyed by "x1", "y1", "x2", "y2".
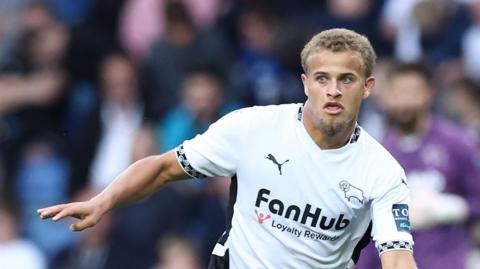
[{"x1": 37, "y1": 200, "x2": 105, "y2": 232}]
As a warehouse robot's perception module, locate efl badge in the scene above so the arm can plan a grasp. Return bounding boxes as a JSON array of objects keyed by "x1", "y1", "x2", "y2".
[{"x1": 392, "y1": 204, "x2": 411, "y2": 233}]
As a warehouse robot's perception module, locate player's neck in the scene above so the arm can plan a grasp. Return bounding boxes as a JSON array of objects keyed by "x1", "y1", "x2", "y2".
[{"x1": 303, "y1": 110, "x2": 356, "y2": 150}]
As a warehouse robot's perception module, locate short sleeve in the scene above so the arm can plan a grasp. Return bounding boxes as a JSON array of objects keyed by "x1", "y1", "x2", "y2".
[
  {"x1": 175, "y1": 108, "x2": 251, "y2": 178},
  {"x1": 371, "y1": 169, "x2": 414, "y2": 256}
]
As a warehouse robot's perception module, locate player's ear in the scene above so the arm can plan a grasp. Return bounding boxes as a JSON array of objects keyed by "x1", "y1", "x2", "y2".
[
  {"x1": 363, "y1": 76, "x2": 375, "y2": 99},
  {"x1": 301, "y1": 74, "x2": 309, "y2": 96}
]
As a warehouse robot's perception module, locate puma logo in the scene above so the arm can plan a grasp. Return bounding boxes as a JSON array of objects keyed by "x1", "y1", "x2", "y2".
[{"x1": 266, "y1": 154, "x2": 289, "y2": 175}]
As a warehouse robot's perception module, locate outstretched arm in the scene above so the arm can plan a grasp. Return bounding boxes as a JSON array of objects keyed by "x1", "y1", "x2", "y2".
[
  {"x1": 37, "y1": 150, "x2": 189, "y2": 231},
  {"x1": 380, "y1": 249, "x2": 417, "y2": 269}
]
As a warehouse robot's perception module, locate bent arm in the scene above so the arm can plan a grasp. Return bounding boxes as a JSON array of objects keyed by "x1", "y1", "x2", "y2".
[
  {"x1": 380, "y1": 250, "x2": 417, "y2": 269},
  {"x1": 38, "y1": 150, "x2": 190, "y2": 230}
]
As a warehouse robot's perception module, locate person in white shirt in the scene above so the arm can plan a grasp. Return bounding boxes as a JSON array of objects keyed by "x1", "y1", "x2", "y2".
[
  {"x1": 0, "y1": 200, "x2": 46, "y2": 269},
  {"x1": 38, "y1": 28, "x2": 417, "y2": 269}
]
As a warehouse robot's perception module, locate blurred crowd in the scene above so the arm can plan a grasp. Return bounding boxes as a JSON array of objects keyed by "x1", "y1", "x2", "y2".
[{"x1": 0, "y1": 0, "x2": 479, "y2": 268}]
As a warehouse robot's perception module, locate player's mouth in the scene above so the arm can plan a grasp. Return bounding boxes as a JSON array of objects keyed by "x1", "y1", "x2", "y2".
[{"x1": 323, "y1": 102, "x2": 344, "y2": 115}]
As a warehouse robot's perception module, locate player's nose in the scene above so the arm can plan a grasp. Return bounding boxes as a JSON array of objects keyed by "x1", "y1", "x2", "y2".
[{"x1": 326, "y1": 80, "x2": 341, "y2": 97}]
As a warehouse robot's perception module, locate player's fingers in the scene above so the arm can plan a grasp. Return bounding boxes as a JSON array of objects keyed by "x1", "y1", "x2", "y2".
[
  {"x1": 52, "y1": 205, "x2": 84, "y2": 222},
  {"x1": 37, "y1": 204, "x2": 68, "y2": 219},
  {"x1": 70, "y1": 217, "x2": 96, "y2": 232}
]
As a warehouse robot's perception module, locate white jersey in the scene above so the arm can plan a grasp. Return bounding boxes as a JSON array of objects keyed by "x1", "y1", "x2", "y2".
[{"x1": 175, "y1": 103, "x2": 413, "y2": 269}]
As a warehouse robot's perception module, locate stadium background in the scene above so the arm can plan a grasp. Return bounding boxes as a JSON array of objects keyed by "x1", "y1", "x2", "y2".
[{"x1": 0, "y1": 0, "x2": 479, "y2": 268}]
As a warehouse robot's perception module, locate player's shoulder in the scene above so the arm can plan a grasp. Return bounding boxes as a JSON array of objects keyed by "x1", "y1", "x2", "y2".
[
  {"x1": 359, "y1": 127, "x2": 405, "y2": 176},
  {"x1": 227, "y1": 103, "x2": 302, "y2": 122},
  {"x1": 242, "y1": 103, "x2": 302, "y2": 114},
  {"x1": 358, "y1": 128, "x2": 408, "y2": 196}
]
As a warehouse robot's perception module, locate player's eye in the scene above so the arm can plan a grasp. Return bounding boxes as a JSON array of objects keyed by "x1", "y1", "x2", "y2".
[
  {"x1": 316, "y1": 76, "x2": 328, "y2": 83},
  {"x1": 341, "y1": 76, "x2": 353, "y2": 84}
]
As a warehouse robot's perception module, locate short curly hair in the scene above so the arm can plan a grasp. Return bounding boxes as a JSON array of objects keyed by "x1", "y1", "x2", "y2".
[{"x1": 301, "y1": 28, "x2": 376, "y2": 77}]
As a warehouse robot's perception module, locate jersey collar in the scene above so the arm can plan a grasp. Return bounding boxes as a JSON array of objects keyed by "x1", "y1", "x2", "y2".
[{"x1": 296, "y1": 103, "x2": 361, "y2": 145}]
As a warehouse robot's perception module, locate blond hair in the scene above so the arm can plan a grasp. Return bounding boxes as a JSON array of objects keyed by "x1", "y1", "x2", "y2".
[{"x1": 301, "y1": 28, "x2": 376, "y2": 77}]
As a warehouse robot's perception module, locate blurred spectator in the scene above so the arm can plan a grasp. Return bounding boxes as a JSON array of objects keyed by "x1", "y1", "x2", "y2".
[
  {"x1": 0, "y1": 4, "x2": 74, "y2": 262},
  {"x1": 359, "y1": 58, "x2": 395, "y2": 139},
  {"x1": 20, "y1": 2, "x2": 57, "y2": 32},
  {"x1": 0, "y1": 1, "x2": 58, "y2": 70},
  {"x1": 45, "y1": 0, "x2": 95, "y2": 26},
  {"x1": 51, "y1": 188, "x2": 113, "y2": 269},
  {"x1": 155, "y1": 70, "x2": 233, "y2": 265},
  {"x1": 0, "y1": 8, "x2": 71, "y2": 256},
  {"x1": 232, "y1": 1, "x2": 280, "y2": 106},
  {"x1": 119, "y1": 0, "x2": 164, "y2": 61},
  {"x1": 153, "y1": 235, "x2": 202, "y2": 269},
  {"x1": 142, "y1": 1, "x2": 230, "y2": 120},
  {"x1": 175, "y1": 176, "x2": 229, "y2": 267},
  {"x1": 378, "y1": 0, "x2": 421, "y2": 60},
  {"x1": 67, "y1": 0, "x2": 126, "y2": 83},
  {"x1": 0, "y1": 6, "x2": 68, "y2": 115},
  {"x1": 383, "y1": 0, "x2": 470, "y2": 64},
  {"x1": 310, "y1": 0, "x2": 387, "y2": 54},
  {"x1": 0, "y1": 69, "x2": 65, "y2": 115},
  {"x1": 0, "y1": 0, "x2": 32, "y2": 69},
  {"x1": 324, "y1": 0, "x2": 374, "y2": 21},
  {"x1": 357, "y1": 63, "x2": 480, "y2": 269},
  {"x1": 444, "y1": 78, "x2": 480, "y2": 141},
  {"x1": 132, "y1": 123, "x2": 157, "y2": 161},
  {"x1": 0, "y1": 18, "x2": 69, "y2": 134},
  {"x1": 462, "y1": 0, "x2": 480, "y2": 81},
  {"x1": 119, "y1": 0, "x2": 229, "y2": 60},
  {"x1": 231, "y1": 1, "x2": 304, "y2": 106},
  {"x1": 70, "y1": 52, "x2": 144, "y2": 192},
  {"x1": 0, "y1": 3, "x2": 96, "y2": 146},
  {"x1": 103, "y1": 188, "x2": 187, "y2": 269},
  {"x1": 66, "y1": 52, "x2": 196, "y2": 269},
  {"x1": 0, "y1": 198, "x2": 46, "y2": 269},
  {"x1": 13, "y1": 137, "x2": 73, "y2": 260},
  {"x1": 157, "y1": 70, "x2": 237, "y2": 152},
  {"x1": 99, "y1": 125, "x2": 187, "y2": 269}
]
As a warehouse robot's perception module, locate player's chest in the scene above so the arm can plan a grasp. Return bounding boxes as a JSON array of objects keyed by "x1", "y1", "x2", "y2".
[{"x1": 238, "y1": 147, "x2": 370, "y2": 221}]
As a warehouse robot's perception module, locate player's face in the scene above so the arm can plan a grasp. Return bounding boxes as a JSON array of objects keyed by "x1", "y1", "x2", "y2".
[{"x1": 301, "y1": 50, "x2": 374, "y2": 135}]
